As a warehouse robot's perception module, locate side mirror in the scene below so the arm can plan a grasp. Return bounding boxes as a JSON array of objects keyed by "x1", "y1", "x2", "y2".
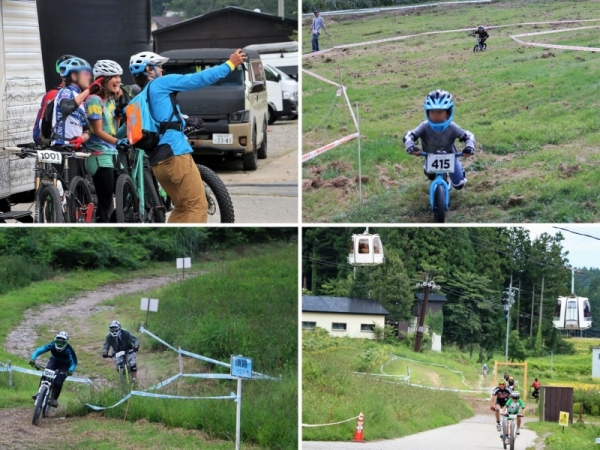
[
  {"x1": 250, "y1": 81, "x2": 265, "y2": 93},
  {"x1": 276, "y1": 74, "x2": 282, "y2": 82}
]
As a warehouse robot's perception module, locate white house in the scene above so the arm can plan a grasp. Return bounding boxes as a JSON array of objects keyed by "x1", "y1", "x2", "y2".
[{"x1": 302, "y1": 296, "x2": 389, "y2": 339}]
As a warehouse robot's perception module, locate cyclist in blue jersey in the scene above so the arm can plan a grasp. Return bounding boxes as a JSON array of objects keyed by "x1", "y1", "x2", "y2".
[
  {"x1": 52, "y1": 57, "x2": 104, "y2": 179},
  {"x1": 127, "y1": 49, "x2": 246, "y2": 223},
  {"x1": 29, "y1": 331, "x2": 77, "y2": 408}
]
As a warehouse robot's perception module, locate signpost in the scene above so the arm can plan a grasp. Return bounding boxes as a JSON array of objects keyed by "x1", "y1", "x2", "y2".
[
  {"x1": 231, "y1": 355, "x2": 252, "y2": 450},
  {"x1": 176, "y1": 257, "x2": 191, "y2": 280},
  {"x1": 140, "y1": 298, "x2": 159, "y2": 327},
  {"x1": 559, "y1": 411, "x2": 569, "y2": 433}
]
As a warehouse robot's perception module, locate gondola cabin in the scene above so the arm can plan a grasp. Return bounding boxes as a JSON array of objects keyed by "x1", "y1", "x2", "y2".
[
  {"x1": 348, "y1": 232, "x2": 384, "y2": 266},
  {"x1": 552, "y1": 295, "x2": 592, "y2": 331}
]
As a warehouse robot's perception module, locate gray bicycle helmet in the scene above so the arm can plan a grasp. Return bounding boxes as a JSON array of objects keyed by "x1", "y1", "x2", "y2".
[{"x1": 109, "y1": 320, "x2": 121, "y2": 338}]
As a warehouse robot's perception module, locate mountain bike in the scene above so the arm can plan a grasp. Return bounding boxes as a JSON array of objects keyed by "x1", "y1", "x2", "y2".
[
  {"x1": 416, "y1": 150, "x2": 465, "y2": 223},
  {"x1": 500, "y1": 413, "x2": 520, "y2": 450},
  {"x1": 4, "y1": 144, "x2": 94, "y2": 223},
  {"x1": 532, "y1": 388, "x2": 540, "y2": 403},
  {"x1": 31, "y1": 364, "x2": 67, "y2": 425},
  {"x1": 474, "y1": 37, "x2": 487, "y2": 52},
  {"x1": 104, "y1": 350, "x2": 134, "y2": 388},
  {"x1": 113, "y1": 145, "x2": 165, "y2": 223}
]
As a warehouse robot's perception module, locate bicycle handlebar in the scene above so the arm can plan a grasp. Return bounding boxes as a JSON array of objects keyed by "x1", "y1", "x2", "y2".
[
  {"x1": 3, "y1": 146, "x2": 89, "y2": 159},
  {"x1": 418, "y1": 151, "x2": 464, "y2": 157}
]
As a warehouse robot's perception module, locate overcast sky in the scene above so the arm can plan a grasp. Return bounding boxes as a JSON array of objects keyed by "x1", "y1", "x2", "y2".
[{"x1": 522, "y1": 225, "x2": 600, "y2": 269}]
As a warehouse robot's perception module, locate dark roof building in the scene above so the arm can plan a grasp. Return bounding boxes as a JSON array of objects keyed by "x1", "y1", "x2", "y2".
[
  {"x1": 152, "y1": 15, "x2": 184, "y2": 30},
  {"x1": 152, "y1": 6, "x2": 298, "y2": 53},
  {"x1": 302, "y1": 296, "x2": 389, "y2": 316},
  {"x1": 413, "y1": 292, "x2": 448, "y2": 315}
]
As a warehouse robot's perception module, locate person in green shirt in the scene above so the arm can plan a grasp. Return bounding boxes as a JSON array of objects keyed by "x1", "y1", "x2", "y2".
[
  {"x1": 502, "y1": 391, "x2": 525, "y2": 435},
  {"x1": 84, "y1": 60, "x2": 129, "y2": 223}
]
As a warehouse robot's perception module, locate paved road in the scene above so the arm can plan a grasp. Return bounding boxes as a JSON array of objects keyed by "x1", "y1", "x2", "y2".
[
  {"x1": 3, "y1": 121, "x2": 298, "y2": 224},
  {"x1": 303, "y1": 414, "x2": 537, "y2": 450}
]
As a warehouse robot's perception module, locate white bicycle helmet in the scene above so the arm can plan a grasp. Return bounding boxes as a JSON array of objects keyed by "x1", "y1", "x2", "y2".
[
  {"x1": 129, "y1": 52, "x2": 169, "y2": 75},
  {"x1": 55, "y1": 331, "x2": 69, "y2": 352},
  {"x1": 109, "y1": 320, "x2": 122, "y2": 338},
  {"x1": 93, "y1": 60, "x2": 123, "y2": 77}
]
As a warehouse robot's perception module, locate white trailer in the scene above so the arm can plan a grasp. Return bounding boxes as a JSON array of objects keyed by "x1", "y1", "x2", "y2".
[{"x1": 0, "y1": 0, "x2": 44, "y2": 220}]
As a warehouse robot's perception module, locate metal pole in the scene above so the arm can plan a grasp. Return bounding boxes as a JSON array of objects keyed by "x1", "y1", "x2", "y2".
[
  {"x1": 356, "y1": 102, "x2": 362, "y2": 204},
  {"x1": 146, "y1": 307, "x2": 150, "y2": 329},
  {"x1": 550, "y1": 350, "x2": 553, "y2": 374},
  {"x1": 236, "y1": 377, "x2": 242, "y2": 450},
  {"x1": 505, "y1": 274, "x2": 513, "y2": 362},
  {"x1": 8, "y1": 360, "x2": 11, "y2": 388}
]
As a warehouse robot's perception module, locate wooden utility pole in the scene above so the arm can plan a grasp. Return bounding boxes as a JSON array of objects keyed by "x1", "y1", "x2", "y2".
[
  {"x1": 311, "y1": 245, "x2": 318, "y2": 294},
  {"x1": 516, "y1": 278, "x2": 522, "y2": 332},
  {"x1": 530, "y1": 284, "x2": 535, "y2": 337},
  {"x1": 538, "y1": 277, "x2": 545, "y2": 331},
  {"x1": 414, "y1": 273, "x2": 439, "y2": 353}
]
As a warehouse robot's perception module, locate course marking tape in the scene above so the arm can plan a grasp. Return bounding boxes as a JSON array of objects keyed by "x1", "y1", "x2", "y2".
[
  {"x1": 302, "y1": 132, "x2": 359, "y2": 162},
  {"x1": 0, "y1": 362, "x2": 92, "y2": 384},
  {"x1": 301, "y1": 0, "x2": 491, "y2": 17},
  {"x1": 510, "y1": 25, "x2": 600, "y2": 52},
  {"x1": 302, "y1": 68, "x2": 341, "y2": 87},
  {"x1": 85, "y1": 391, "x2": 237, "y2": 411},
  {"x1": 302, "y1": 415, "x2": 359, "y2": 427}
]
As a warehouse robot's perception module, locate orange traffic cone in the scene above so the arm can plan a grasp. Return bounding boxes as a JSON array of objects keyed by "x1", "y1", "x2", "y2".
[{"x1": 352, "y1": 412, "x2": 365, "y2": 443}]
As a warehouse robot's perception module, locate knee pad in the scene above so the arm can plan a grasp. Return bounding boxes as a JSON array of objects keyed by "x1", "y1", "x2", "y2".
[
  {"x1": 452, "y1": 171, "x2": 467, "y2": 190},
  {"x1": 129, "y1": 363, "x2": 137, "y2": 371}
]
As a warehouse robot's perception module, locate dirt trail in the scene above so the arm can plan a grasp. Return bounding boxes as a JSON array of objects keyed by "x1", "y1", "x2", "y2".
[{"x1": 5, "y1": 273, "x2": 202, "y2": 381}]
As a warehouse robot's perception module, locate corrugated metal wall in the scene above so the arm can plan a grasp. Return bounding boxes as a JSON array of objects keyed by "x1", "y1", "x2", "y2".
[{"x1": 0, "y1": 0, "x2": 44, "y2": 196}]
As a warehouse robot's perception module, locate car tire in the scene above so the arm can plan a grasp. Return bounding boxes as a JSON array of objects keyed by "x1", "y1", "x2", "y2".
[
  {"x1": 258, "y1": 120, "x2": 268, "y2": 160},
  {"x1": 242, "y1": 125, "x2": 258, "y2": 171},
  {"x1": 268, "y1": 106, "x2": 276, "y2": 125}
]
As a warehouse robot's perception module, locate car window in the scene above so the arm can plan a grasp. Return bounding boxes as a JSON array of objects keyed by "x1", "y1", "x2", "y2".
[
  {"x1": 251, "y1": 61, "x2": 265, "y2": 83},
  {"x1": 264, "y1": 66, "x2": 278, "y2": 82},
  {"x1": 163, "y1": 63, "x2": 244, "y2": 86}
]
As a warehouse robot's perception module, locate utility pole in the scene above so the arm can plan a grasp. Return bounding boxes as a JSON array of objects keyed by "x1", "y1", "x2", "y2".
[
  {"x1": 530, "y1": 283, "x2": 535, "y2": 337},
  {"x1": 538, "y1": 276, "x2": 545, "y2": 333},
  {"x1": 516, "y1": 278, "x2": 522, "y2": 332},
  {"x1": 503, "y1": 274, "x2": 520, "y2": 362},
  {"x1": 278, "y1": 0, "x2": 284, "y2": 17},
  {"x1": 414, "y1": 272, "x2": 439, "y2": 353}
]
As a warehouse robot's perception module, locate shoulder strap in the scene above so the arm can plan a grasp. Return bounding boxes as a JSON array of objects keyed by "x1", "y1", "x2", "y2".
[{"x1": 146, "y1": 80, "x2": 183, "y2": 134}]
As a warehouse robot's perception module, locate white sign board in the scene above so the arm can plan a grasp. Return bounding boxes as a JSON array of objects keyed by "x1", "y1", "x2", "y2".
[
  {"x1": 140, "y1": 298, "x2": 159, "y2": 312},
  {"x1": 231, "y1": 356, "x2": 252, "y2": 379},
  {"x1": 177, "y1": 257, "x2": 191, "y2": 269}
]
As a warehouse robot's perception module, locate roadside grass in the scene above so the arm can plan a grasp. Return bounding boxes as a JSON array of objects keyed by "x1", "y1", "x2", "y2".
[
  {"x1": 527, "y1": 421, "x2": 600, "y2": 450},
  {"x1": 301, "y1": 0, "x2": 600, "y2": 222},
  {"x1": 302, "y1": 334, "x2": 473, "y2": 441},
  {"x1": 0, "y1": 244, "x2": 298, "y2": 449}
]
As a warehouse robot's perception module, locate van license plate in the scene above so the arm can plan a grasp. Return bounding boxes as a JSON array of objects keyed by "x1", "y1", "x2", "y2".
[{"x1": 213, "y1": 134, "x2": 233, "y2": 145}]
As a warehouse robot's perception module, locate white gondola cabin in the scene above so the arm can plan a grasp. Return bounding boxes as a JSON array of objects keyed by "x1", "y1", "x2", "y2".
[
  {"x1": 552, "y1": 295, "x2": 592, "y2": 331},
  {"x1": 348, "y1": 229, "x2": 384, "y2": 266}
]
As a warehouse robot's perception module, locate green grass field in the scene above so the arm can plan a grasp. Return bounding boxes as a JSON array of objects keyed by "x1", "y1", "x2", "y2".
[
  {"x1": 0, "y1": 244, "x2": 298, "y2": 449},
  {"x1": 302, "y1": 0, "x2": 600, "y2": 222}
]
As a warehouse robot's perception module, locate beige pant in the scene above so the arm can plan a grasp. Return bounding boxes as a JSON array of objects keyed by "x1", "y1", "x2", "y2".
[{"x1": 151, "y1": 154, "x2": 208, "y2": 223}]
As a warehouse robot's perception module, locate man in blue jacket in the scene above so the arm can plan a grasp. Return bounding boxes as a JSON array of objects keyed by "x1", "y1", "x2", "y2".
[
  {"x1": 128, "y1": 49, "x2": 246, "y2": 222},
  {"x1": 29, "y1": 331, "x2": 77, "y2": 407}
]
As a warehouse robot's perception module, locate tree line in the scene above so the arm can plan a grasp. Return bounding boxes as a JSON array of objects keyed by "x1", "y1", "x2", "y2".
[
  {"x1": 154, "y1": 0, "x2": 298, "y2": 19},
  {"x1": 302, "y1": 227, "x2": 597, "y2": 360}
]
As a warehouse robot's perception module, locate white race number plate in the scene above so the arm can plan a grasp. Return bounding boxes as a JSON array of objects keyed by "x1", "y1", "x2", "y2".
[
  {"x1": 426, "y1": 154, "x2": 455, "y2": 173},
  {"x1": 212, "y1": 134, "x2": 233, "y2": 145},
  {"x1": 115, "y1": 351, "x2": 125, "y2": 358},
  {"x1": 37, "y1": 150, "x2": 62, "y2": 164},
  {"x1": 43, "y1": 369, "x2": 55, "y2": 377}
]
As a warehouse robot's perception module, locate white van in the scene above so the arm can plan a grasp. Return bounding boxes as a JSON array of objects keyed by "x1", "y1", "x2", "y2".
[
  {"x1": 264, "y1": 65, "x2": 297, "y2": 125},
  {"x1": 245, "y1": 42, "x2": 298, "y2": 81}
]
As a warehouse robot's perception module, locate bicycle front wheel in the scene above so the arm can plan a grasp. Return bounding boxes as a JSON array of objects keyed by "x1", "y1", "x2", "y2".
[
  {"x1": 509, "y1": 421, "x2": 516, "y2": 450},
  {"x1": 143, "y1": 168, "x2": 165, "y2": 223},
  {"x1": 115, "y1": 174, "x2": 140, "y2": 223},
  {"x1": 37, "y1": 185, "x2": 64, "y2": 223},
  {"x1": 68, "y1": 176, "x2": 95, "y2": 223},
  {"x1": 197, "y1": 165, "x2": 235, "y2": 223},
  {"x1": 32, "y1": 386, "x2": 47, "y2": 426},
  {"x1": 433, "y1": 184, "x2": 446, "y2": 223}
]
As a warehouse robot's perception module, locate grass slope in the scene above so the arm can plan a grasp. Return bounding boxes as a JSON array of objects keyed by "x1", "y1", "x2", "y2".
[
  {"x1": 302, "y1": 0, "x2": 600, "y2": 222},
  {"x1": 302, "y1": 334, "x2": 473, "y2": 441},
  {"x1": 0, "y1": 244, "x2": 298, "y2": 449}
]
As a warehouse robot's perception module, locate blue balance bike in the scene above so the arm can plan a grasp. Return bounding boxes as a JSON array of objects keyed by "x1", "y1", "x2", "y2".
[{"x1": 418, "y1": 150, "x2": 464, "y2": 223}]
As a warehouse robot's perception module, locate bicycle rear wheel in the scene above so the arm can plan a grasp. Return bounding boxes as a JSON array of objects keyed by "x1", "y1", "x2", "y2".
[
  {"x1": 115, "y1": 174, "x2": 140, "y2": 223},
  {"x1": 509, "y1": 421, "x2": 515, "y2": 450},
  {"x1": 68, "y1": 176, "x2": 95, "y2": 223},
  {"x1": 37, "y1": 185, "x2": 64, "y2": 223},
  {"x1": 32, "y1": 386, "x2": 47, "y2": 425},
  {"x1": 143, "y1": 168, "x2": 165, "y2": 223},
  {"x1": 197, "y1": 165, "x2": 235, "y2": 223}
]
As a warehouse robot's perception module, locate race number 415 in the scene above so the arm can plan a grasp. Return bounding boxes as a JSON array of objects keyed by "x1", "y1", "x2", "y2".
[
  {"x1": 37, "y1": 150, "x2": 62, "y2": 164},
  {"x1": 426, "y1": 154, "x2": 455, "y2": 173}
]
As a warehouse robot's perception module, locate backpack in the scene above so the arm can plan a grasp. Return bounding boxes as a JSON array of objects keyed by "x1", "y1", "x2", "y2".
[
  {"x1": 125, "y1": 81, "x2": 182, "y2": 152},
  {"x1": 33, "y1": 87, "x2": 60, "y2": 144}
]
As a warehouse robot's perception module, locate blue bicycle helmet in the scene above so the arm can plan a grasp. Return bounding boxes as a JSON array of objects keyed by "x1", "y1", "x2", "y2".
[
  {"x1": 58, "y1": 57, "x2": 92, "y2": 77},
  {"x1": 424, "y1": 89, "x2": 455, "y2": 133}
]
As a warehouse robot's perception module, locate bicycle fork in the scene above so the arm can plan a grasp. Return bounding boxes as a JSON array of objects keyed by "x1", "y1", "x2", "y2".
[{"x1": 429, "y1": 175, "x2": 450, "y2": 211}]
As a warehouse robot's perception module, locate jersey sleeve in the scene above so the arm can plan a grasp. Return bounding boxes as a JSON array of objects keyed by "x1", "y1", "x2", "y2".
[
  {"x1": 451, "y1": 123, "x2": 475, "y2": 148},
  {"x1": 154, "y1": 63, "x2": 234, "y2": 93},
  {"x1": 403, "y1": 121, "x2": 428, "y2": 150},
  {"x1": 31, "y1": 343, "x2": 52, "y2": 360},
  {"x1": 68, "y1": 346, "x2": 78, "y2": 372},
  {"x1": 85, "y1": 95, "x2": 103, "y2": 121},
  {"x1": 102, "y1": 334, "x2": 111, "y2": 353}
]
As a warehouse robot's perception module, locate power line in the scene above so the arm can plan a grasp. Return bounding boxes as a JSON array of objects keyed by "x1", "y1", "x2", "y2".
[{"x1": 553, "y1": 226, "x2": 600, "y2": 242}]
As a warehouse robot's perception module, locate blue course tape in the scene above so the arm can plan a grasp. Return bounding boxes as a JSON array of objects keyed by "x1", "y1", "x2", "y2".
[
  {"x1": 85, "y1": 391, "x2": 237, "y2": 410},
  {"x1": 1, "y1": 362, "x2": 92, "y2": 384},
  {"x1": 145, "y1": 373, "x2": 182, "y2": 392}
]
